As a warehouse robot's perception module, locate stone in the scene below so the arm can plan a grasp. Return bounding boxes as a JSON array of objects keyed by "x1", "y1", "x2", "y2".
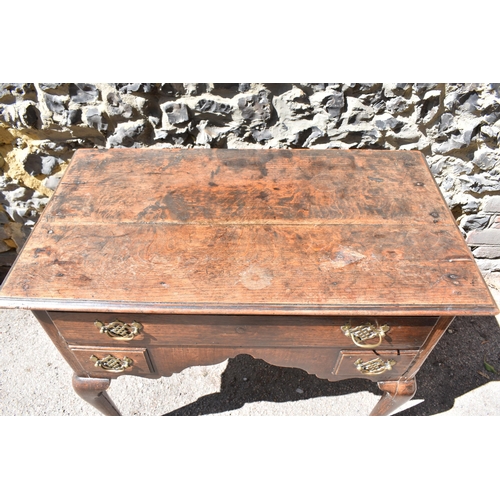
[
  {"x1": 237, "y1": 91, "x2": 272, "y2": 123},
  {"x1": 3, "y1": 206, "x2": 23, "y2": 224},
  {"x1": 473, "y1": 148, "x2": 500, "y2": 171},
  {"x1": 382, "y1": 84, "x2": 398, "y2": 98},
  {"x1": 324, "y1": 91, "x2": 345, "y2": 118},
  {"x1": 473, "y1": 247, "x2": 500, "y2": 259},
  {"x1": 422, "y1": 89, "x2": 441, "y2": 100},
  {"x1": 2, "y1": 221, "x2": 25, "y2": 249},
  {"x1": 274, "y1": 87, "x2": 313, "y2": 120},
  {"x1": 107, "y1": 120, "x2": 146, "y2": 147},
  {"x1": 462, "y1": 200, "x2": 480, "y2": 214},
  {"x1": 484, "y1": 112, "x2": 500, "y2": 125},
  {"x1": 161, "y1": 103, "x2": 189, "y2": 125},
  {"x1": 38, "y1": 83, "x2": 64, "y2": 91},
  {"x1": 183, "y1": 84, "x2": 206, "y2": 96},
  {"x1": 428, "y1": 157, "x2": 445, "y2": 175},
  {"x1": 480, "y1": 125, "x2": 499, "y2": 140},
  {"x1": 460, "y1": 173, "x2": 500, "y2": 194},
  {"x1": 194, "y1": 121, "x2": 231, "y2": 146},
  {"x1": 1, "y1": 186, "x2": 30, "y2": 204},
  {"x1": 159, "y1": 84, "x2": 183, "y2": 96},
  {"x1": 117, "y1": 83, "x2": 155, "y2": 94},
  {"x1": 0, "y1": 83, "x2": 35, "y2": 99},
  {"x1": 38, "y1": 141, "x2": 69, "y2": 154},
  {"x1": 69, "y1": 83, "x2": 99, "y2": 104},
  {"x1": 458, "y1": 92, "x2": 480, "y2": 113},
  {"x1": 490, "y1": 216, "x2": 500, "y2": 229},
  {"x1": 0, "y1": 104, "x2": 18, "y2": 126},
  {"x1": 467, "y1": 228, "x2": 500, "y2": 245},
  {"x1": 443, "y1": 90, "x2": 461, "y2": 112},
  {"x1": 194, "y1": 99, "x2": 232, "y2": 116},
  {"x1": 374, "y1": 115, "x2": 404, "y2": 131},
  {"x1": 344, "y1": 97, "x2": 375, "y2": 125},
  {"x1": 252, "y1": 128, "x2": 273, "y2": 143},
  {"x1": 61, "y1": 109, "x2": 82, "y2": 126},
  {"x1": 309, "y1": 89, "x2": 342, "y2": 113},
  {"x1": 85, "y1": 107, "x2": 107, "y2": 132},
  {"x1": 106, "y1": 92, "x2": 133, "y2": 118},
  {"x1": 438, "y1": 112, "x2": 456, "y2": 133},
  {"x1": 360, "y1": 128, "x2": 381, "y2": 146},
  {"x1": 483, "y1": 197, "x2": 500, "y2": 213},
  {"x1": 0, "y1": 210, "x2": 10, "y2": 224},
  {"x1": 19, "y1": 102, "x2": 39, "y2": 128},
  {"x1": 389, "y1": 123, "x2": 421, "y2": 143},
  {"x1": 44, "y1": 93, "x2": 66, "y2": 114},
  {"x1": 477, "y1": 259, "x2": 500, "y2": 273},
  {"x1": 386, "y1": 96, "x2": 412, "y2": 114},
  {"x1": 451, "y1": 158, "x2": 473, "y2": 175},
  {"x1": 24, "y1": 155, "x2": 61, "y2": 176},
  {"x1": 301, "y1": 127, "x2": 325, "y2": 148},
  {"x1": 460, "y1": 214, "x2": 491, "y2": 231},
  {"x1": 140, "y1": 100, "x2": 161, "y2": 127},
  {"x1": 42, "y1": 175, "x2": 62, "y2": 190},
  {"x1": 482, "y1": 94, "x2": 500, "y2": 116},
  {"x1": 433, "y1": 136, "x2": 467, "y2": 154},
  {"x1": 154, "y1": 129, "x2": 190, "y2": 145},
  {"x1": 441, "y1": 175, "x2": 456, "y2": 192},
  {"x1": 0, "y1": 241, "x2": 11, "y2": 253},
  {"x1": 355, "y1": 83, "x2": 380, "y2": 93}
]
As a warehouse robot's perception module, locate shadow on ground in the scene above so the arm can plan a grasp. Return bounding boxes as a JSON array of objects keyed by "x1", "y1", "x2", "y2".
[{"x1": 165, "y1": 316, "x2": 500, "y2": 416}]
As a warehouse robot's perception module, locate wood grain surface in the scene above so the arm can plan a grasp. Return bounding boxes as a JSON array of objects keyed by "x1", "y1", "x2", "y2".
[
  {"x1": 0, "y1": 148, "x2": 497, "y2": 316},
  {"x1": 48, "y1": 312, "x2": 437, "y2": 348}
]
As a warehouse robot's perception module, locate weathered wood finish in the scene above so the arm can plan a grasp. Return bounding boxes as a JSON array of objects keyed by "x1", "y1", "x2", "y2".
[
  {"x1": 72, "y1": 375, "x2": 121, "y2": 416},
  {"x1": 69, "y1": 346, "x2": 154, "y2": 377},
  {"x1": 48, "y1": 312, "x2": 438, "y2": 349},
  {"x1": 333, "y1": 350, "x2": 418, "y2": 379},
  {"x1": 1, "y1": 149, "x2": 498, "y2": 416},
  {"x1": 370, "y1": 379, "x2": 417, "y2": 417}
]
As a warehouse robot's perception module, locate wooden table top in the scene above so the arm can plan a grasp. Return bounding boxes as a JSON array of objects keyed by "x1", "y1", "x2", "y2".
[{"x1": 0, "y1": 148, "x2": 497, "y2": 316}]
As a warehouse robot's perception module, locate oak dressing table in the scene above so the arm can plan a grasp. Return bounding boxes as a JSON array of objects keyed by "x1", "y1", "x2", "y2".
[{"x1": 0, "y1": 148, "x2": 497, "y2": 416}]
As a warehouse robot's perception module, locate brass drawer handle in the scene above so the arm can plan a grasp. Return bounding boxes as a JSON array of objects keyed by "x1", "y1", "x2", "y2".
[
  {"x1": 90, "y1": 354, "x2": 133, "y2": 372},
  {"x1": 355, "y1": 357, "x2": 395, "y2": 375},
  {"x1": 94, "y1": 320, "x2": 143, "y2": 341},
  {"x1": 341, "y1": 322, "x2": 390, "y2": 348}
]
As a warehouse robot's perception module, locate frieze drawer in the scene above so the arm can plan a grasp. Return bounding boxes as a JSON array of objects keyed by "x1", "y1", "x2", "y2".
[{"x1": 50, "y1": 312, "x2": 438, "y2": 349}]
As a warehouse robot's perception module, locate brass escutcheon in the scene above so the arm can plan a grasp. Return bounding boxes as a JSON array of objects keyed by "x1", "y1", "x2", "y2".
[
  {"x1": 354, "y1": 357, "x2": 396, "y2": 375},
  {"x1": 341, "y1": 322, "x2": 390, "y2": 348},
  {"x1": 94, "y1": 320, "x2": 143, "y2": 341},
  {"x1": 90, "y1": 354, "x2": 133, "y2": 372}
]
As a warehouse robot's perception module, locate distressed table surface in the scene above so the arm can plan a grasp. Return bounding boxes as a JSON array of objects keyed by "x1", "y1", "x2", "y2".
[{"x1": 0, "y1": 148, "x2": 496, "y2": 316}]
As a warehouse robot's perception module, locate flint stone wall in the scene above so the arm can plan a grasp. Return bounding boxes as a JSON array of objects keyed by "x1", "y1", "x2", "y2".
[{"x1": 0, "y1": 83, "x2": 499, "y2": 284}]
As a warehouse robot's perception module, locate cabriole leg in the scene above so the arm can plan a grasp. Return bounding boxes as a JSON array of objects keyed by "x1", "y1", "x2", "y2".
[
  {"x1": 72, "y1": 374, "x2": 121, "y2": 416},
  {"x1": 370, "y1": 378, "x2": 417, "y2": 416}
]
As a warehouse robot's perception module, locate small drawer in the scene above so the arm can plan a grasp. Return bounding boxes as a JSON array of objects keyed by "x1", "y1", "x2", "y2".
[
  {"x1": 70, "y1": 346, "x2": 154, "y2": 377},
  {"x1": 333, "y1": 349, "x2": 418, "y2": 380}
]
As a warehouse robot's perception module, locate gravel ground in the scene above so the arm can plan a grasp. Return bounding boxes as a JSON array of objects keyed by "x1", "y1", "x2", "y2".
[{"x1": 1, "y1": 301, "x2": 500, "y2": 417}]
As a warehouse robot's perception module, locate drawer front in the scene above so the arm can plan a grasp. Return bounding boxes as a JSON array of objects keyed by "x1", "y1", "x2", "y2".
[
  {"x1": 50, "y1": 312, "x2": 438, "y2": 349},
  {"x1": 70, "y1": 346, "x2": 154, "y2": 377},
  {"x1": 333, "y1": 349, "x2": 418, "y2": 380}
]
